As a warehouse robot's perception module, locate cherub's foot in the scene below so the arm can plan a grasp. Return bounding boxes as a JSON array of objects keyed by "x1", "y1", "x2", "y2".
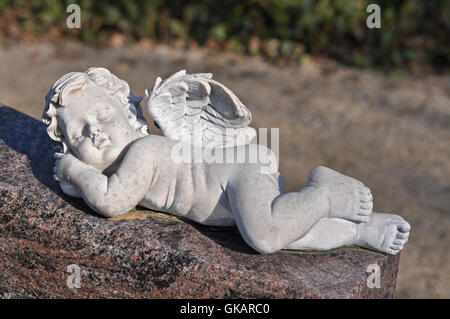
[
  {"x1": 357, "y1": 212, "x2": 410, "y2": 255},
  {"x1": 307, "y1": 166, "x2": 373, "y2": 223}
]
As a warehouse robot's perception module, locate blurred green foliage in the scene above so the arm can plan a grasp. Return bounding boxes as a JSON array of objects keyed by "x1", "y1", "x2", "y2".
[{"x1": 0, "y1": 0, "x2": 448, "y2": 70}]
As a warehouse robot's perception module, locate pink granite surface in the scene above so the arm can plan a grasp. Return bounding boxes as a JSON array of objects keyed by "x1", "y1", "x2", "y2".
[{"x1": 0, "y1": 105, "x2": 399, "y2": 298}]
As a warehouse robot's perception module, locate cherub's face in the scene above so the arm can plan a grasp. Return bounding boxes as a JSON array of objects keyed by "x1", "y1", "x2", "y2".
[{"x1": 57, "y1": 83, "x2": 141, "y2": 171}]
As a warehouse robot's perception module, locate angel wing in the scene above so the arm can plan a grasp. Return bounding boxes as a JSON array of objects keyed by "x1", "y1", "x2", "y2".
[{"x1": 145, "y1": 70, "x2": 256, "y2": 148}]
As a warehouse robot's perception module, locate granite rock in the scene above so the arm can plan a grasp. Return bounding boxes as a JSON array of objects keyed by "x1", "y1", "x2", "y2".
[{"x1": 0, "y1": 105, "x2": 399, "y2": 298}]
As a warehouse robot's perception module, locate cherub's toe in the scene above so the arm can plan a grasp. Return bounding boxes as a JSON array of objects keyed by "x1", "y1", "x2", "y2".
[
  {"x1": 396, "y1": 231, "x2": 409, "y2": 240},
  {"x1": 358, "y1": 187, "x2": 373, "y2": 218},
  {"x1": 359, "y1": 207, "x2": 372, "y2": 217},
  {"x1": 396, "y1": 237, "x2": 409, "y2": 248},
  {"x1": 387, "y1": 249, "x2": 401, "y2": 256},
  {"x1": 360, "y1": 202, "x2": 373, "y2": 210},
  {"x1": 359, "y1": 185, "x2": 371, "y2": 194},
  {"x1": 357, "y1": 200, "x2": 372, "y2": 220},
  {"x1": 386, "y1": 248, "x2": 400, "y2": 255},
  {"x1": 358, "y1": 210, "x2": 371, "y2": 220},
  {"x1": 395, "y1": 221, "x2": 410, "y2": 246},
  {"x1": 390, "y1": 243, "x2": 404, "y2": 250},
  {"x1": 397, "y1": 221, "x2": 411, "y2": 233},
  {"x1": 360, "y1": 191, "x2": 373, "y2": 202},
  {"x1": 358, "y1": 212, "x2": 411, "y2": 255},
  {"x1": 360, "y1": 201, "x2": 373, "y2": 212},
  {"x1": 357, "y1": 215, "x2": 370, "y2": 223},
  {"x1": 385, "y1": 225, "x2": 409, "y2": 255}
]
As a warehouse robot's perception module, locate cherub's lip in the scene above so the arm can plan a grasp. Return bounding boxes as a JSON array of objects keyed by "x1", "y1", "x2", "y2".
[
  {"x1": 98, "y1": 138, "x2": 111, "y2": 149},
  {"x1": 94, "y1": 136, "x2": 111, "y2": 149}
]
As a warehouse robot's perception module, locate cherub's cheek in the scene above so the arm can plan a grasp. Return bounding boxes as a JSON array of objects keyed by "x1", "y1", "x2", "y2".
[
  {"x1": 102, "y1": 145, "x2": 122, "y2": 163},
  {"x1": 110, "y1": 119, "x2": 121, "y2": 128},
  {"x1": 76, "y1": 140, "x2": 99, "y2": 163}
]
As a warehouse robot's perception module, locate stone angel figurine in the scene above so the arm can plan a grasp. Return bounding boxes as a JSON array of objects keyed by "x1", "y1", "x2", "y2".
[{"x1": 43, "y1": 67, "x2": 410, "y2": 255}]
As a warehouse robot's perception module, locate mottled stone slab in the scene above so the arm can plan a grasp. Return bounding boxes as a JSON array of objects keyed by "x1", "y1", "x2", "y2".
[{"x1": 0, "y1": 105, "x2": 399, "y2": 298}]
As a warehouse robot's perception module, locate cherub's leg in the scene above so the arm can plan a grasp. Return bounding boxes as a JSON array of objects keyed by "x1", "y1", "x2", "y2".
[
  {"x1": 286, "y1": 212, "x2": 410, "y2": 255},
  {"x1": 285, "y1": 217, "x2": 358, "y2": 251},
  {"x1": 227, "y1": 168, "x2": 331, "y2": 254},
  {"x1": 227, "y1": 165, "x2": 372, "y2": 254},
  {"x1": 227, "y1": 164, "x2": 406, "y2": 254}
]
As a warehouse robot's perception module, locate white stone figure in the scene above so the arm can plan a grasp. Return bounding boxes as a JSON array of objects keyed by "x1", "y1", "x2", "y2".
[{"x1": 43, "y1": 67, "x2": 410, "y2": 255}]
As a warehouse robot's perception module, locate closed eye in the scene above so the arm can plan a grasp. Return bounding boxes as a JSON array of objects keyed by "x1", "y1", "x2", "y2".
[
  {"x1": 72, "y1": 126, "x2": 87, "y2": 141},
  {"x1": 72, "y1": 134, "x2": 83, "y2": 141},
  {"x1": 97, "y1": 109, "x2": 112, "y2": 122}
]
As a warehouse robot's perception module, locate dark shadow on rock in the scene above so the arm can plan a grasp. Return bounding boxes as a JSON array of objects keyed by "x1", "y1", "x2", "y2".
[
  {"x1": 128, "y1": 206, "x2": 258, "y2": 255},
  {"x1": 0, "y1": 105, "x2": 98, "y2": 216},
  {"x1": 185, "y1": 218, "x2": 258, "y2": 255}
]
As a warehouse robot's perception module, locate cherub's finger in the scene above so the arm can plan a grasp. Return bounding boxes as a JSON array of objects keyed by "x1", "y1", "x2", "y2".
[
  {"x1": 53, "y1": 166, "x2": 58, "y2": 173},
  {"x1": 54, "y1": 153, "x2": 64, "y2": 159},
  {"x1": 53, "y1": 174, "x2": 59, "y2": 181}
]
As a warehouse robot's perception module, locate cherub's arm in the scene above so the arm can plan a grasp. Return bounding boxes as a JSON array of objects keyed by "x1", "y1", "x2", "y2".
[{"x1": 55, "y1": 142, "x2": 154, "y2": 218}]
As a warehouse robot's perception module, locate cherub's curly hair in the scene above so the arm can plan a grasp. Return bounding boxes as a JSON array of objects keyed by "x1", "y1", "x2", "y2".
[{"x1": 42, "y1": 67, "x2": 148, "y2": 153}]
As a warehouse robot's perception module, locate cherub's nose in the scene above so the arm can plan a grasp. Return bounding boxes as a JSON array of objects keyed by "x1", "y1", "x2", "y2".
[{"x1": 88, "y1": 125, "x2": 102, "y2": 137}]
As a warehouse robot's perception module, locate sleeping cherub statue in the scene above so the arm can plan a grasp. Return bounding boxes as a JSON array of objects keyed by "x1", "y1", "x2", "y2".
[{"x1": 42, "y1": 67, "x2": 410, "y2": 255}]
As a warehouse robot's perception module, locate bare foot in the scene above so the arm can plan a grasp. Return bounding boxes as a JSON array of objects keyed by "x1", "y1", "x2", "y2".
[
  {"x1": 357, "y1": 212, "x2": 410, "y2": 255},
  {"x1": 307, "y1": 166, "x2": 373, "y2": 223}
]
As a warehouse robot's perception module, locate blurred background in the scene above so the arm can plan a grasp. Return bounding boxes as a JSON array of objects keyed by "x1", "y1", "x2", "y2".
[{"x1": 0, "y1": 0, "x2": 449, "y2": 298}]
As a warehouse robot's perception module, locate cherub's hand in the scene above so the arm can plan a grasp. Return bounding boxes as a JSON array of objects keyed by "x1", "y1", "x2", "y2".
[
  {"x1": 53, "y1": 152, "x2": 75, "y2": 182},
  {"x1": 53, "y1": 153, "x2": 82, "y2": 198}
]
